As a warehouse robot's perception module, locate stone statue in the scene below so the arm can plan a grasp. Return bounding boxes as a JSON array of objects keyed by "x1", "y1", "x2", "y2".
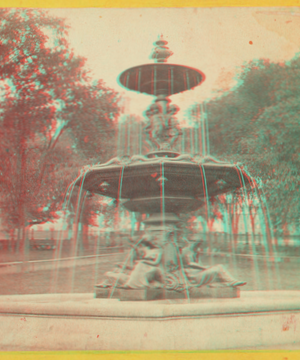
[
  {"x1": 166, "y1": 104, "x2": 182, "y2": 149},
  {"x1": 102, "y1": 236, "x2": 164, "y2": 289},
  {"x1": 144, "y1": 102, "x2": 182, "y2": 151},
  {"x1": 144, "y1": 104, "x2": 162, "y2": 150},
  {"x1": 181, "y1": 241, "x2": 247, "y2": 288},
  {"x1": 96, "y1": 241, "x2": 139, "y2": 288}
]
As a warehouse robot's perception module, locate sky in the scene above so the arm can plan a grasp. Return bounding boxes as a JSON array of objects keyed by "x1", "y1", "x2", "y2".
[{"x1": 47, "y1": 7, "x2": 300, "y2": 122}]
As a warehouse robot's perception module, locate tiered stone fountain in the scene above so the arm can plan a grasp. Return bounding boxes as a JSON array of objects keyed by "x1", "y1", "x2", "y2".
[{"x1": 76, "y1": 36, "x2": 250, "y2": 301}]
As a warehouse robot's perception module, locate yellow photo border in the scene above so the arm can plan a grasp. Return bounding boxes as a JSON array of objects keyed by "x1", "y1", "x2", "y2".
[
  {"x1": 0, "y1": 0, "x2": 298, "y2": 7},
  {"x1": 0, "y1": 350, "x2": 300, "y2": 359},
  {"x1": 0, "y1": 0, "x2": 300, "y2": 359}
]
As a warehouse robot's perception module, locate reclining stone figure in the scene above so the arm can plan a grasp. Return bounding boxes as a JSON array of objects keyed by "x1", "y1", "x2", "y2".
[{"x1": 181, "y1": 241, "x2": 247, "y2": 288}]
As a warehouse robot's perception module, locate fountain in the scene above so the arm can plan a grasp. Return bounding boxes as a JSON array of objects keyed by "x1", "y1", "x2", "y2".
[
  {"x1": 74, "y1": 36, "x2": 250, "y2": 301},
  {"x1": 1, "y1": 37, "x2": 300, "y2": 351}
]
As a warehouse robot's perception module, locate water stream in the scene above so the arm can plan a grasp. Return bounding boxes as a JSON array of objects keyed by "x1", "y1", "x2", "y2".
[{"x1": 53, "y1": 100, "x2": 283, "y2": 296}]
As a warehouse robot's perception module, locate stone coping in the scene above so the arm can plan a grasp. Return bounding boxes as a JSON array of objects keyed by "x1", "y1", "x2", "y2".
[{"x1": 0, "y1": 291, "x2": 300, "y2": 319}]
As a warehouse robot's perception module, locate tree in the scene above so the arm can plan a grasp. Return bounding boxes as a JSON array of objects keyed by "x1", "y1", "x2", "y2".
[
  {"x1": 188, "y1": 57, "x2": 300, "y2": 235},
  {"x1": 67, "y1": 81, "x2": 121, "y2": 163},
  {"x1": 0, "y1": 9, "x2": 120, "y2": 253}
]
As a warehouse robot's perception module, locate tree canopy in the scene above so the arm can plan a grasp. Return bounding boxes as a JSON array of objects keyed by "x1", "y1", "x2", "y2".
[
  {"x1": 0, "y1": 9, "x2": 120, "y2": 241},
  {"x1": 189, "y1": 57, "x2": 300, "y2": 235}
]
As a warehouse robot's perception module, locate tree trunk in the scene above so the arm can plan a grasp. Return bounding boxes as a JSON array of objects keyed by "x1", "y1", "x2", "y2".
[
  {"x1": 16, "y1": 115, "x2": 27, "y2": 257},
  {"x1": 18, "y1": 225, "x2": 30, "y2": 262},
  {"x1": 9, "y1": 229, "x2": 15, "y2": 253},
  {"x1": 16, "y1": 227, "x2": 21, "y2": 254},
  {"x1": 249, "y1": 209, "x2": 256, "y2": 246},
  {"x1": 82, "y1": 223, "x2": 89, "y2": 250}
]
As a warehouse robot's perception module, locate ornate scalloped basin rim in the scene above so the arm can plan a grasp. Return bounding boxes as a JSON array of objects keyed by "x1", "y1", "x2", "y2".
[{"x1": 81, "y1": 154, "x2": 243, "y2": 171}]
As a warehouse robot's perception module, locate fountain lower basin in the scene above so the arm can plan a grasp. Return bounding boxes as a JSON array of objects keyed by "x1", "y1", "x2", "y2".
[
  {"x1": 1, "y1": 291, "x2": 300, "y2": 350},
  {"x1": 77, "y1": 155, "x2": 251, "y2": 214}
]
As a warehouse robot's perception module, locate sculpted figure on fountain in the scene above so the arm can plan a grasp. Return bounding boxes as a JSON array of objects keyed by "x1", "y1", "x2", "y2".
[
  {"x1": 144, "y1": 104, "x2": 162, "y2": 150},
  {"x1": 167, "y1": 104, "x2": 182, "y2": 149},
  {"x1": 144, "y1": 101, "x2": 182, "y2": 151},
  {"x1": 99, "y1": 234, "x2": 164, "y2": 289},
  {"x1": 121, "y1": 238, "x2": 164, "y2": 289},
  {"x1": 98, "y1": 231, "x2": 246, "y2": 293},
  {"x1": 181, "y1": 241, "x2": 247, "y2": 288}
]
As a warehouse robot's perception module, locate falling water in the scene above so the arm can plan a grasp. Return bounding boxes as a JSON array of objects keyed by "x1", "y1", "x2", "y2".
[
  {"x1": 199, "y1": 164, "x2": 214, "y2": 266},
  {"x1": 117, "y1": 117, "x2": 121, "y2": 158},
  {"x1": 235, "y1": 166, "x2": 262, "y2": 290},
  {"x1": 248, "y1": 173, "x2": 282, "y2": 290},
  {"x1": 190, "y1": 127, "x2": 194, "y2": 154},
  {"x1": 93, "y1": 212, "x2": 105, "y2": 288},
  {"x1": 116, "y1": 166, "x2": 125, "y2": 227},
  {"x1": 109, "y1": 236, "x2": 144, "y2": 298},
  {"x1": 159, "y1": 160, "x2": 168, "y2": 289},
  {"x1": 51, "y1": 170, "x2": 89, "y2": 293},
  {"x1": 260, "y1": 187, "x2": 282, "y2": 289},
  {"x1": 236, "y1": 168, "x2": 274, "y2": 290},
  {"x1": 197, "y1": 105, "x2": 202, "y2": 156},
  {"x1": 127, "y1": 117, "x2": 131, "y2": 156},
  {"x1": 181, "y1": 128, "x2": 186, "y2": 154},
  {"x1": 57, "y1": 94, "x2": 282, "y2": 297},
  {"x1": 78, "y1": 192, "x2": 88, "y2": 253},
  {"x1": 241, "y1": 199, "x2": 262, "y2": 290},
  {"x1": 130, "y1": 212, "x2": 136, "y2": 238},
  {"x1": 257, "y1": 205, "x2": 274, "y2": 290},
  {"x1": 117, "y1": 116, "x2": 126, "y2": 158},
  {"x1": 70, "y1": 170, "x2": 90, "y2": 293},
  {"x1": 200, "y1": 103, "x2": 206, "y2": 156},
  {"x1": 161, "y1": 161, "x2": 165, "y2": 228},
  {"x1": 193, "y1": 101, "x2": 279, "y2": 290},
  {"x1": 139, "y1": 119, "x2": 142, "y2": 154},
  {"x1": 108, "y1": 164, "x2": 125, "y2": 298},
  {"x1": 160, "y1": 161, "x2": 190, "y2": 300},
  {"x1": 194, "y1": 121, "x2": 199, "y2": 156},
  {"x1": 219, "y1": 199, "x2": 238, "y2": 278},
  {"x1": 204, "y1": 102, "x2": 210, "y2": 155},
  {"x1": 171, "y1": 230, "x2": 190, "y2": 302}
]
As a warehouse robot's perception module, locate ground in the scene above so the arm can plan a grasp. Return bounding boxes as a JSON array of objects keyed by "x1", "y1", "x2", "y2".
[{"x1": 0, "y1": 252, "x2": 299, "y2": 295}]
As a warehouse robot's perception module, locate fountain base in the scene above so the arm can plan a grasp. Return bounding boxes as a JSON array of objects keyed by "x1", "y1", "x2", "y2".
[
  {"x1": 1, "y1": 291, "x2": 300, "y2": 350},
  {"x1": 95, "y1": 287, "x2": 164, "y2": 301},
  {"x1": 94, "y1": 286, "x2": 239, "y2": 300}
]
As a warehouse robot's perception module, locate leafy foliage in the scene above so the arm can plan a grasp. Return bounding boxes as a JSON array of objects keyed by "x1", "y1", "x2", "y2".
[
  {"x1": 0, "y1": 9, "x2": 120, "y2": 237},
  {"x1": 189, "y1": 57, "x2": 300, "y2": 234}
]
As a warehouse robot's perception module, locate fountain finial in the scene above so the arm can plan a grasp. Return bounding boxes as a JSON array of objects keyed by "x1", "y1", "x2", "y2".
[{"x1": 150, "y1": 35, "x2": 173, "y2": 63}]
